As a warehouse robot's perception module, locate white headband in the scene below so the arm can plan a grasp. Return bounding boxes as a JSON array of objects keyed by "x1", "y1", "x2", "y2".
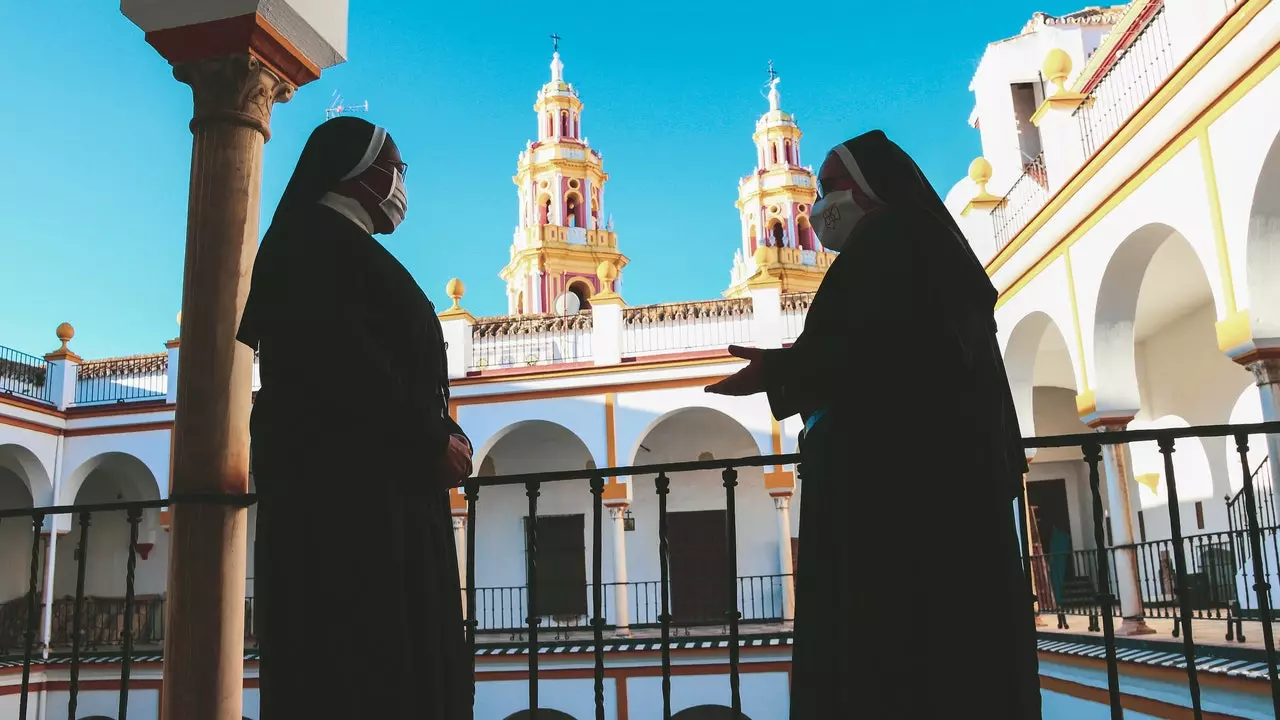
[
  {"x1": 341, "y1": 126, "x2": 388, "y2": 181},
  {"x1": 832, "y1": 144, "x2": 881, "y2": 203}
]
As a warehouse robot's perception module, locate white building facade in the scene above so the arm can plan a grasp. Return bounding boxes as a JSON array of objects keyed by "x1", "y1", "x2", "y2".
[{"x1": 6, "y1": 1, "x2": 1280, "y2": 717}]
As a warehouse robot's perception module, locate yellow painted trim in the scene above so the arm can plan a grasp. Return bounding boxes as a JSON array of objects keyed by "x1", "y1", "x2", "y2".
[
  {"x1": 1063, "y1": 248, "x2": 1091, "y2": 390},
  {"x1": 992, "y1": 0, "x2": 1273, "y2": 300},
  {"x1": 1198, "y1": 128, "x2": 1238, "y2": 315},
  {"x1": 605, "y1": 392, "x2": 618, "y2": 468},
  {"x1": 1216, "y1": 307, "x2": 1253, "y2": 352},
  {"x1": 1076, "y1": 389, "x2": 1097, "y2": 419}
]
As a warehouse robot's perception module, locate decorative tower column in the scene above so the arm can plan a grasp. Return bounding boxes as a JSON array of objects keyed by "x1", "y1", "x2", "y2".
[
  {"x1": 764, "y1": 419, "x2": 796, "y2": 622},
  {"x1": 726, "y1": 65, "x2": 826, "y2": 299},
  {"x1": 119, "y1": 4, "x2": 347, "y2": 718},
  {"x1": 501, "y1": 43, "x2": 628, "y2": 316}
]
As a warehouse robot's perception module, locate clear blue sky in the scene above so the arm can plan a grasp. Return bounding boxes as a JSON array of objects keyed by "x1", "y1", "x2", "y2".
[{"x1": 0, "y1": 1, "x2": 1086, "y2": 359}]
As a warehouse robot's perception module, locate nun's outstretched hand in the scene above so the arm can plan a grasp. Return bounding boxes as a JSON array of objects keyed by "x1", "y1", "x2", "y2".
[{"x1": 705, "y1": 345, "x2": 766, "y2": 396}]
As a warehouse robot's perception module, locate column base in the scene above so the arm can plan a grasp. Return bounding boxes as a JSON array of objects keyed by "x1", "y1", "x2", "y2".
[
  {"x1": 1116, "y1": 616, "x2": 1156, "y2": 636},
  {"x1": 1034, "y1": 613, "x2": 1047, "y2": 627},
  {"x1": 612, "y1": 627, "x2": 632, "y2": 638}
]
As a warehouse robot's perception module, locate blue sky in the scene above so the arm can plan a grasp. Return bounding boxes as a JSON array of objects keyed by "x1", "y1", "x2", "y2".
[{"x1": 0, "y1": 1, "x2": 1086, "y2": 359}]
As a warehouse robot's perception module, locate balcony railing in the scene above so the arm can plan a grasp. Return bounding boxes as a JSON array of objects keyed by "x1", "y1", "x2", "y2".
[
  {"x1": 991, "y1": 154, "x2": 1049, "y2": 252},
  {"x1": 74, "y1": 354, "x2": 167, "y2": 405},
  {"x1": 622, "y1": 298, "x2": 753, "y2": 357},
  {"x1": 0, "y1": 345, "x2": 50, "y2": 404},
  {"x1": 4, "y1": 422, "x2": 1280, "y2": 718},
  {"x1": 781, "y1": 292, "x2": 814, "y2": 344},
  {"x1": 470, "y1": 312, "x2": 593, "y2": 371},
  {"x1": 1074, "y1": 4, "x2": 1176, "y2": 159}
]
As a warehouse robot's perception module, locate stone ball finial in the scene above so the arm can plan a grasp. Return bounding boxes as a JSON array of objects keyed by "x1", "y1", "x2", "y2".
[
  {"x1": 596, "y1": 261, "x2": 618, "y2": 284},
  {"x1": 968, "y1": 157, "x2": 993, "y2": 189},
  {"x1": 1043, "y1": 48, "x2": 1073, "y2": 92},
  {"x1": 55, "y1": 322, "x2": 75, "y2": 348},
  {"x1": 446, "y1": 278, "x2": 465, "y2": 310}
]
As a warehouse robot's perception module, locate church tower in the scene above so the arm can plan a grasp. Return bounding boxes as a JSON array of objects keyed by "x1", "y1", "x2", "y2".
[
  {"x1": 724, "y1": 66, "x2": 831, "y2": 298},
  {"x1": 500, "y1": 43, "x2": 628, "y2": 316}
]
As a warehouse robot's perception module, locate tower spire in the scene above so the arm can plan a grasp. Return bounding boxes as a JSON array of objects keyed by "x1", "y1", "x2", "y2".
[
  {"x1": 767, "y1": 61, "x2": 781, "y2": 111},
  {"x1": 550, "y1": 33, "x2": 564, "y2": 82}
]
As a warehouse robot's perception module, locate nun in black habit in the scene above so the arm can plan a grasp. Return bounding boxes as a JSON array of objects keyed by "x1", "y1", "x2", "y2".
[
  {"x1": 238, "y1": 117, "x2": 474, "y2": 718},
  {"x1": 707, "y1": 131, "x2": 1041, "y2": 718}
]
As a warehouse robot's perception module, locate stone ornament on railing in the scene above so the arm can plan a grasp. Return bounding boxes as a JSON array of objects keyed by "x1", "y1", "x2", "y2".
[
  {"x1": 622, "y1": 297, "x2": 753, "y2": 325},
  {"x1": 76, "y1": 353, "x2": 169, "y2": 380},
  {"x1": 472, "y1": 312, "x2": 594, "y2": 338},
  {"x1": 780, "y1": 292, "x2": 816, "y2": 314}
]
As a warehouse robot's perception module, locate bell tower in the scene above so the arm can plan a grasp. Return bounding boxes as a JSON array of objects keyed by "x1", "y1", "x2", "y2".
[
  {"x1": 725, "y1": 64, "x2": 831, "y2": 298},
  {"x1": 500, "y1": 39, "x2": 628, "y2": 316}
]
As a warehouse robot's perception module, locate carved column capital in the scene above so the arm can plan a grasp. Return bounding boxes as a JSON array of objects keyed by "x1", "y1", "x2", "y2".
[
  {"x1": 174, "y1": 54, "x2": 294, "y2": 141},
  {"x1": 608, "y1": 506, "x2": 630, "y2": 521},
  {"x1": 1248, "y1": 357, "x2": 1280, "y2": 387},
  {"x1": 773, "y1": 495, "x2": 791, "y2": 511},
  {"x1": 451, "y1": 516, "x2": 466, "y2": 532}
]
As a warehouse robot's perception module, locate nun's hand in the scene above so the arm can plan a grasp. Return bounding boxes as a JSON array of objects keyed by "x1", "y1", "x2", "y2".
[
  {"x1": 705, "y1": 345, "x2": 767, "y2": 396},
  {"x1": 440, "y1": 434, "x2": 474, "y2": 488}
]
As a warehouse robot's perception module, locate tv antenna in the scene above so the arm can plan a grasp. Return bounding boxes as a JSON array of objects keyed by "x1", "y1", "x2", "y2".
[{"x1": 326, "y1": 91, "x2": 369, "y2": 120}]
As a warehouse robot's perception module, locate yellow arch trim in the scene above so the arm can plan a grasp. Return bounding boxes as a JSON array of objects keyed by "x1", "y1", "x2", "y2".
[
  {"x1": 1197, "y1": 128, "x2": 1238, "y2": 314},
  {"x1": 1063, "y1": 248, "x2": 1091, "y2": 391}
]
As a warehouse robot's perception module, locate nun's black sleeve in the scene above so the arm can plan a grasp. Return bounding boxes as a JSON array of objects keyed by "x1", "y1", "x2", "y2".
[{"x1": 759, "y1": 213, "x2": 922, "y2": 421}]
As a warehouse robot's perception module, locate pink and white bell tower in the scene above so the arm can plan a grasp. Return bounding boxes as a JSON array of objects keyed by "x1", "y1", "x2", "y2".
[{"x1": 499, "y1": 40, "x2": 628, "y2": 316}]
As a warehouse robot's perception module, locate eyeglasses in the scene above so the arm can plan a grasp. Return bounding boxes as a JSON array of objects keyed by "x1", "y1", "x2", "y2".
[{"x1": 373, "y1": 160, "x2": 409, "y2": 179}]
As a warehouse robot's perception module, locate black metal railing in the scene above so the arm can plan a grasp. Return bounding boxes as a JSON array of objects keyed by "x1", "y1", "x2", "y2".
[
  {"x1": 5, "y1": 422, "x2": 1280, "y2": 719},
  {"x1": 74, "y1": 355, "x2": 167, "y2": 405},
  {"x1": 0, "y1": 345, "x2": 51, "y2": 404},
  {"x1": 1075, "y1": 4, "x2": 1176, "y2": 159},
  {"x1": 991, "y1": 154, "x2": 1049, "y2": 251},
  {"x1": 1228, "y1": 457, "x2": 1275, "y2": 533}
]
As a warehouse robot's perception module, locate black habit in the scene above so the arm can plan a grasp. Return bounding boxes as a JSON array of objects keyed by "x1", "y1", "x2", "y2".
[
  {"x1": 768, "y1": 132, "x2": 1041, "y2": 718},
  {"x1": 237, "y1": 118, "x2": 473, "y2": 718}
]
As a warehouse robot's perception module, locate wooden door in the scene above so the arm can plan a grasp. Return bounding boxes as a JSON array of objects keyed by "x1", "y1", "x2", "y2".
[
  {"x1": 667, "y1": 510, "x2": 731, "y2": 625},
  {"x1": 526, "y1": 514, "x2": 587, "y2": 619}
]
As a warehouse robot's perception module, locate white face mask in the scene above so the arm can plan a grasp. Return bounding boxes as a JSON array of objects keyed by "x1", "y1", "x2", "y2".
[
  {"x1": 362, "y1": 166, "x2": 407, "y2": 232},
  {"x1": 380, "y1": 167, "x2": 408, "y2": 230},
  {"x1": 810, "y1": 145, "x2": 882, "y2": 252}
]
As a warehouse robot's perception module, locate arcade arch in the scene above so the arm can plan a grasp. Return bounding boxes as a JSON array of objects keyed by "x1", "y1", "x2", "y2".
[{"x1": 0, "y1": 444, "x2": 42, "y2": 603}]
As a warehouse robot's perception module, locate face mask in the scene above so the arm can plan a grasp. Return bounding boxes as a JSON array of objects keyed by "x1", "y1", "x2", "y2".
[
  {"x1": 363, "y1": 167, "x2": 408, "y2": 231},
  {"x1": 810, "y1": 145, "x2": 883, "y2": 252}
]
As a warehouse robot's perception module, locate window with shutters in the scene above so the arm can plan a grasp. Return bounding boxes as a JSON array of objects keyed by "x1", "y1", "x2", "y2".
[{"x1": 524, "y1": 513, "x2": 587, "y2": 618}]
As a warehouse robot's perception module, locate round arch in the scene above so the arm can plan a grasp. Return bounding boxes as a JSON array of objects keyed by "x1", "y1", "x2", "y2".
[
  {"x1": 672, "y1": 706, "x2": 755, "y2": 720},
  {"x1": 1003, "y1": 310, "x2": 1079, "y2": 439},
  {"x1": 566, "y1": 278, "x2": 593, "y2": 309},
  {"x1": 505, "y1": 711, "x2": 577, "y2": 720},
  {"x1": 0, "y1": 443, "x2": 53, "y2": 507},
  {"x1": 1247, "y1": 128, "x2": 1280, "y2": 340},
  {"x1": 1128, "y1": 415, "x2": 1216, "y2": 511},
  {"x1": 473, "y1": 420, "x2": 595, "y2": 478},
  {"x1": 1093, "y1": 223, "x2": 1220, "y2": 415},
  {"x1": 625, "y1": 405, "x2": 765, "y2": 468},
  {"x1": 61, "y1": 451, "x2": 162, "y2": 507}
]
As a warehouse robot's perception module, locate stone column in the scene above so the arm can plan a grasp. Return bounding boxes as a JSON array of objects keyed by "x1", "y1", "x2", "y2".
[
  {"x1": 773, "y1": 495, "x2": 796, "y2": 622},
  {"x1": 1243, "y1": 357, "x2": 1280, "y2": 516},
  {"x1": 452, "y1": 514, "x2": 468, "y2": 618},
  {"x1": 1092, "y1": 417, "x2": 1153, "y2": 635},
  {"x1": 607, "y1": 505, "x2": 631, "y2": 635},
  {"x1": 158, "y1": 54, "x2": 293, "y2": 720}
]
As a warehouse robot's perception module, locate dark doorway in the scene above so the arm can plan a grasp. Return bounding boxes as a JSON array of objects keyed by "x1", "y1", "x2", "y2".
[
  {"x1": 525, "y1": 514, "x2": 587, "y2": 619},
  {"x1": 667, "y1": 510, "x2": 731, "y2": 625},
  {"x1": 1027, "y1": 479, "x2": 1072, "y2": 556}
]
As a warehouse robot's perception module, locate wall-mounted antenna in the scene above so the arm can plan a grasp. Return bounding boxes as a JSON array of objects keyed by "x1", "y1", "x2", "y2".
[{"x1": 326, "y1": 90, "x2": 369, "y2": 120}]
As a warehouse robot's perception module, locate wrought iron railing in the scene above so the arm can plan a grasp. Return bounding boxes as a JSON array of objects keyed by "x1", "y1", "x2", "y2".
[
  {"x1": 990, "y1": 154, "x2": 1049, "y2": 251},
  {"x1": 622, "y1": 298, "x2": 753, "y2": 357},
  {"x1": 1228, "y1": 457, "x2": 1274, "y2": 533},
  {"x1": 4, "y1": 422, "x2": 1280, "y2": 719},
  {"x1": 470, "y1": 312, "x2": 593, "y2": 371},
  {"x1": 0, "y1": 345, "x2": 50, "y2": 404},
  {"x1": 1074, "y1": 4, "x2": 1176, "y2": 159},
  {"x1": 74, "y1": 354, "x2": 167, "y2": 405}
]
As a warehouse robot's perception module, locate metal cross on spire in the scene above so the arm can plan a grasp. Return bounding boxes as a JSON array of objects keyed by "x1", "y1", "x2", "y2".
[
  {"x1": 767, "y1": 60, "x2": 778, "y2": 83},
  {"x1": 551, "y1": 33, "x2": 561, "y2": 53}
]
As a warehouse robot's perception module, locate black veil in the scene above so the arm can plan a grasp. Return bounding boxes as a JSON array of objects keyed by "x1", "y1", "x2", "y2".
[{"x1": 237, "y1": 116, "x2": 387, "y2": 348}]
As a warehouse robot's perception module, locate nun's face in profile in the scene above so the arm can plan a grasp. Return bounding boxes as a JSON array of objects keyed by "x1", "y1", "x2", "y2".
[
  {"x1": 345, "y1": 136, "x2": 408, "y2": 234},
  {"x1": 815, "y1": 151, "x2": 856, "y2": 199}
]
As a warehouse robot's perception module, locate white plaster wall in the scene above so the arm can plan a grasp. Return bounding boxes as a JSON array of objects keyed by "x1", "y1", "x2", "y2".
[
  {"x1": 51, "y1": 479, "x2": 169, "y2": 598},
  {"x1": 476, "y1": 677, "x2": 618, "y2": 720},
  {"x1": 40, "y1": 686, "x2": 161, "y2": 720},
  {"x1": 0, "y1": 467, "x2": 36, "y2": 602},
  {"x1": 627, "y1": 669, "x2": 789, "y2": 720},
  {"x1": 997, "y1": 258, "x2": 1088, "y2": 397},
  {"x1": 614, "y1": 387, "x2": 773, "y2": 468},
  {"x1": 462, "y1": 397, "x2": 608, "y2": 471},
  {"x1": 0, "y1": 424, "x2": 58, "y2": 506}
]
